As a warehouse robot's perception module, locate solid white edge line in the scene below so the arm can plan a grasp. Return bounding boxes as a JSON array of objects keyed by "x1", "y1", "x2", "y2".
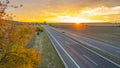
[
  {"x1": 68, "y1": 35, "x2": 120, "y2": 67},
  {"x1": 44, "y1": 27, "x2": 68, "y2": 68},
  {"x1": 50, "y1": 32, "x2": 80, "y2": 68},
  {"x1": 67, "y1": 35, "x2": 120, "y2": 67},
  {"x1": 83, "y1": 45, "x2": 120, "y2": 67},
  {"x1": 51, "y1": 27, "x2": 120, "y2": 67},
  {"x1": 45, "y1": 26, "x2": 80, "y2": 68}
]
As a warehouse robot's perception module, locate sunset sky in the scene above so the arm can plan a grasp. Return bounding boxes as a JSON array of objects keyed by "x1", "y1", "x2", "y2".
[{"x1": 6, "y1": 0, "x2": 120, "y2": 23}]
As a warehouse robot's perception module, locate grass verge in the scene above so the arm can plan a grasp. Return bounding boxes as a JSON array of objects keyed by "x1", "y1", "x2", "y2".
[{"x1": 32, "y1": 30, "x2": 65, "y2": 68}]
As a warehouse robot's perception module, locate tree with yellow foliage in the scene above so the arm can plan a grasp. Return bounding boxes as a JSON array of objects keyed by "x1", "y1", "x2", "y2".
[
  {"x1": 0, "y1": 0, "x2": 40, "y2": 67},
  {"x1": 0, "y1": 22, "x2": 40, "y2": 68}
]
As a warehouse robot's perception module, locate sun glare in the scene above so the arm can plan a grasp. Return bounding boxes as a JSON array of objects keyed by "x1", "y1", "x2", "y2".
[
  {"x1": 56, "y1": 16, "x2": 98, "y2": 23},
  {"x1": 76, "y1": 22, "x2": 80, "y2": 24}
]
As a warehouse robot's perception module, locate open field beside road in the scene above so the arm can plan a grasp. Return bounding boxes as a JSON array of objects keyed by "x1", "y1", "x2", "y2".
[
  {"x1": 54, "y1": 23, "x2": 120, "y2": 47},
  {"x1": 49, "y1": 23, "x2": 120, "y2": 65},
  {"x1": 43, "y1": 25, "x2": 120, "y2": 68},
  {"x1": 50, "y1": 23, "x2": 120, "y2": 65},
  {"x1": 60, "y1": 33, "x2": 120, "y2": 65},
  {"x1": 32, "y1": 31, "x2": 64, "y2": 68}
]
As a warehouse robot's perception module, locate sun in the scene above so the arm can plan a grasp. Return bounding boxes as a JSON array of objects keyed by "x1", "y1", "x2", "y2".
[
  {"x1": 57, "y1": 16, "x2": 96, "y2": 23},
  {"x1": 47, "y1": 15, "x2": 102, "y2": 23},
  {"x1": 76, "y1": 22, "x2": 80, "y2": 24}
]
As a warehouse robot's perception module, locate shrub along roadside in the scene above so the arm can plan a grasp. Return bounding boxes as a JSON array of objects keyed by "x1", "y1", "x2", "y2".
[
  {"x1": 33, "y1": 29, "x2": 65, "y2": 68},
  {"x1": 0, "y1": 21, "x2": 40, "y2": 68}
]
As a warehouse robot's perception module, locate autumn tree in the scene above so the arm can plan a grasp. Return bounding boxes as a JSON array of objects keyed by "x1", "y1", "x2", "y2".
[{"x1": 0, "y1": 0, "x2": 40, "y2": 68}]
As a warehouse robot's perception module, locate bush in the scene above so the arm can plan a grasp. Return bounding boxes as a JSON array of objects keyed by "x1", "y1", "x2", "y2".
[
  {"x1": 0, "y1": 21, "x2": 40, "y2": 68},
  {"x1": 36, "y1": 26, "x2": 43, "y2": 34}
]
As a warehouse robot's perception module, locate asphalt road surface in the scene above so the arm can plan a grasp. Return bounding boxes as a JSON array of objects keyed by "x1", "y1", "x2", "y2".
[
  {"x1": 43, "y1": 25, "x2": 120, "y2": 68},
  {"x1": 52, "y1": 27, "x2": 120, "y2": 58}
]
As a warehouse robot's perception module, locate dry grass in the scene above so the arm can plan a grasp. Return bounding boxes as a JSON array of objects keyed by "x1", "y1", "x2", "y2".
[
  {"x1": 56, "y1": 24, "x2": 120, "y2": 47},
  {"x1": 32, "y1": 30, "x2": 64, "y2": 68}
]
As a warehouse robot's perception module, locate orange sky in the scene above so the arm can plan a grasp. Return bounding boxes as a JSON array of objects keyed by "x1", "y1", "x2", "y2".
[{"x1": 6, "y1": 0, "x2": 120, "y2": 23}]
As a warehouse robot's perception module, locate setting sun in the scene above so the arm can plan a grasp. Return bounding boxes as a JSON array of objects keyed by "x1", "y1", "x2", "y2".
[
  {"x1": 76, "y1": 22, "x2": 80, "y2": 24},
  {"x1": 49, "y1": 16, "x2": 102, "y2": 23},
  {"x1": 6, "y1": 0, "x2": 120, "y2": 23},
  {"x1": 1, "y1": 0, "x2": 120, "y2": 68}
]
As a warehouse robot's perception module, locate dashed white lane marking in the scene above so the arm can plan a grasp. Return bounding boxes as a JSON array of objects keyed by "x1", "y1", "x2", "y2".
[{"x1": 83, "y1": 55, "x2": 98, "y2": 66}]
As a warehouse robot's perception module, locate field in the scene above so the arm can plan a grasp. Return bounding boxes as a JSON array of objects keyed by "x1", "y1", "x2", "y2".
[
  {"x1": 55, "y1": 23, "x2": 120, "y2": 47},
  {"x1": 50, "y1": 23, "x2": 120, "y2": 65},
  {"x1": 32, "y1": 30, "x2": 64, "y2": 68}
]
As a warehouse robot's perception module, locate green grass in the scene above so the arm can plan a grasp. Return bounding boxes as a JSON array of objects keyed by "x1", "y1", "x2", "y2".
[{"x1": 32, "y1": 30, "x2": 65, "y2": 68}]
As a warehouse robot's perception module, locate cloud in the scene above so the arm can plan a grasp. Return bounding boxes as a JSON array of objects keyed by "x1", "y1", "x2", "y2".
[
  {"x1": 6, "y1": 0, "x2": 120, "y2": 22},
  {"x1": 8, "y1": 0, "x2": 120, "y2": 12},
  {"x1": 45, "y1": 0, "x2": 120, "y2": 9},
  {"x1": 81, "y1": 6, "x2": 120, "y2": 16}
]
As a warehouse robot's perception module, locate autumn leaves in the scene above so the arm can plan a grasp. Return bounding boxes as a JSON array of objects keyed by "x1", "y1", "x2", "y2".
[{"x1": 0, "y1": 21, "x2": 40, "y2": 68}]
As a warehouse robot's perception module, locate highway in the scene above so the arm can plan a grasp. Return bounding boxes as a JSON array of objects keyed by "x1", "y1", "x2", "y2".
[
  {"x1": 43, "y1": 25, "x2": 120, "y2": 68},
  {"x1": 53, "y1": 27, "x2": 120, "y2": 58}
]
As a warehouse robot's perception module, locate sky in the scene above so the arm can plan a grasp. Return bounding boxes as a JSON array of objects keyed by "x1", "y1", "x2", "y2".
[{"x1": 6, "y1": 0, "x2": 120, "y2": 23}]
